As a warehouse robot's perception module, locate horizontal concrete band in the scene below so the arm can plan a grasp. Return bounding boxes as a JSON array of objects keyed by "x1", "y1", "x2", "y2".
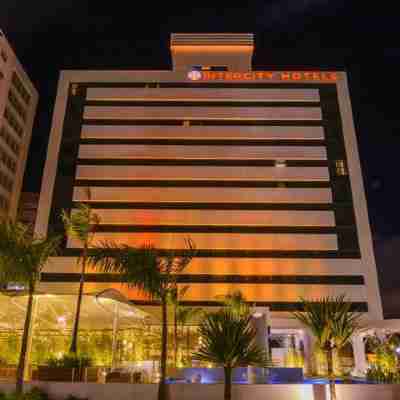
[
  {"x1": 78, "y1": 144, "x2": 327, "y2": 160},
  {"x1": 73, "y1": 186, "x2": 333, "y2": 203},
  {"x1": 37, "y1": 281, "x2": 365, "y2": 302},
  {"x1": 174, "y1": 281, "x2": 365, "y2": 302},
  {"x1": 76, "y1": 165, "x2": 330, "y2": 181},
  {"x1": 83, "y1": 106, "x2": 322, "y2": 121},
  {"x1": 81, "y1": 125, "x2": 325, "y2": 140},
  {"x1": 82, "y1": 209, "x2": 335, "y2": 227},
  {"x1": 67, "y1": 232, "x2": 338, "y2": 251},
  {"x1": 86, "y1": 87, "x2": 320, "y2": 102},
  {"x1": 41, "y1": 272, "x2": 364, "y2": 285},
  {"x1": 43, "y1": 256, "x2": 364, "y2": 275}
]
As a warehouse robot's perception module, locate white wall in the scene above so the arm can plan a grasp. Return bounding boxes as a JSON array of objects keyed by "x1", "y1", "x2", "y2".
[{"x1": 2, "y1": 383, "x2": 400, "y2": 400}]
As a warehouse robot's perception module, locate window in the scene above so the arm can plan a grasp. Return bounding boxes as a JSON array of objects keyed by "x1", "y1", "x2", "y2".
[
  {"x1": 335, "y1": 160, "x2": 348, "y2": 176},
  {"x1": 0, "y1": 146, "x2": 17, "y2": 173},
  {"x1": 0, "y1": 49, "x2": 7, "y2": 63},
  {"x1": 4, "y1": 107, "x2": 24, "y2": 137},
  {"x1": 0, "y1": 125, "x2": 20, "y2": 155},
  {"x1": 8, "y1": 89, "x2": 27, "y2": 122},
  {"x1": 275, "y1": 160, "x2": 287, "y2": 168},
  {"x1": 192, "y1": 65, "x2": 228, "y2": 71},
  {"x1": 0, "y1": 169, "x2": 12, "y2": 192},
  {"x1": 0, "y1": 194, "x2": 9, "y2": 211},
  {"x1": 11, "y1": 72, "x2": 31, "y2": 105}
]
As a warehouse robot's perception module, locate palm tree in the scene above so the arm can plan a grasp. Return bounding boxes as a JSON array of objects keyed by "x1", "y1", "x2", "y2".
[
  {"x1": 175, "y1": 302, "x2": 202, "y2": 366},
  {"x1": 88, "y1": 238, "x2": 195, "y2": 400},
  {"x1": 292, "y1": 295, "x2": 360, "y2": 400},
  {"x1": 168, "y1": 285, "x2": 188, "y2": 367},
  {"x1": 168, "y1": 285, "x2": 202, "y2": 367},
  {"x1": 217, "y1": 289, "x2": 251, "y2": 318},
  {"x1": 61, "y1": 202, "x2": 100, "y2": 354},
  {"x1": 0, "y1": 219, "x2": 60, "y2": 394},
  {"x1": 193, "y1": 309, "x2": 269, "y2": 400}
]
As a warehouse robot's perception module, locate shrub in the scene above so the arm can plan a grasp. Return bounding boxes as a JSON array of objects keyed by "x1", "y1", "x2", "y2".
[
  {"x1": 46, "y1": 354, "x2": 92, "y2": 369},
  {"x1": 366, "y1": 364, "x2": 400, "y2": 384},
  {"x1": 22, "y1": 387, "x2": 48, "y2": 400},
  {"x1": 0, "y1": 387, "x2": 48, "y2": 400},
  {"x1": 65, "y1": 395, "x2": 88, "y2": 400}
]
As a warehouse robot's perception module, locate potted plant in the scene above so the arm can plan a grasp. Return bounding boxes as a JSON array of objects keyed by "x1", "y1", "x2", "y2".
[
  {"x1": 192, "y1": 309, "x2": 270, "y2": 400},
  {"x1": 38, "y1": 354, "x2": 92, "y2": 382}
]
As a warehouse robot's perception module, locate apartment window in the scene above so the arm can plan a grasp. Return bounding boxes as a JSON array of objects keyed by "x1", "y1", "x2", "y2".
[
  {"x1": 192, "y1": 65, "x2": 228, "y2": 71},
  {"x1": 0, "y1": 126, "x2": 20, "y2": 155},
  {"x1": 0, "y1": 194, "x2": 9, "y2": 211},
  {"x1": 335, "y1": 160, "x2": 348, "y2": 176},
  {"x1": 4, "y1": 107, "x2": 24, "y2": 137},
  {"x1": 11, "y1": 72, "x2": 31, "y2": 105},
  {"x1": 0, "y1": 147, "x2": 17, "y2": 173},
  {"x1": 8, "y1": 89, "x2": 27, "y2": 122},
  {"x1": 0, "y1": 170, "x2": 12, "y2": 192},
  {"x1": 0, "y1": 49, "x2": 7, "y2": 63},
  {"x1": 275, "y1": 160, "x2": 287, "y2": 168}
]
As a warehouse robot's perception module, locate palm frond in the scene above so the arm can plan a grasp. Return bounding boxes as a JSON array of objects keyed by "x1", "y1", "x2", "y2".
[
  {"x1": 0, "y1": 219, "x2": 60, "y2": 286},
  {"x1": 192, "y1": 309, "x2": 270, "y2": 368},
  {"x1": 292, "y1": 295, "x2": 360, "y2": 350},
  {"x1": 215, "y1": 290, "x2": 250, "y2": 318},
  {"x1": 176, "y1": 306, "x2": 203, "y2": 326},
  {"x1": 88, "y1": 241, "x2": 161, "y2": 299},
  {"x1": 61, "y1": 203, "x2": 100, "y2": 245}
]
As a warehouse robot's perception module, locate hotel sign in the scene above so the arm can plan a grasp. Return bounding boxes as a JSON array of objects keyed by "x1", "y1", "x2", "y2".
[{"x1": 188, "y1": 70, "x2": 338, "y2": 82}]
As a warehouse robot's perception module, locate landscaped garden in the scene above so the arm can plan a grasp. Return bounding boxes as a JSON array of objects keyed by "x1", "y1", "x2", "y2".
[{"x1": 1, "y1": 204, "x2": 400, "y2": 400}]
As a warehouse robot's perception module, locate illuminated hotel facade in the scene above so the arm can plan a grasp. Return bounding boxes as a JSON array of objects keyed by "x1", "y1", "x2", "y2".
[{"x1": 35, "y1": 34, "x2": 383, "y2": 331}]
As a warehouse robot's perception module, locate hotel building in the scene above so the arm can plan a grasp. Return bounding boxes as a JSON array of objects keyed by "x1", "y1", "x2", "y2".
[
  {"x1": 35, "y1": 33, "x2": 383, "y2": 334},
  {"x1": 0, "y1": 31, "x2": 38, "y2": 219}
]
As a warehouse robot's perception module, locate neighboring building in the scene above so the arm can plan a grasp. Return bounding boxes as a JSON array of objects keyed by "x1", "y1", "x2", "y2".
[
  {"x1": 0, "y1": 30, "x2": 38, "y2": 220},
  {"x1": 18, "y1": 191, "x2": 40, "y2": 229},
  {"x1": 35, "y1": 34, "x2": 383, "y2": 335}
]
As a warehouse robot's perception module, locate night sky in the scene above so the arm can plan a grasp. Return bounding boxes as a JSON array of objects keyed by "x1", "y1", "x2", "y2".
[{"x1": 1, "y1": 1, "x2": 399, "y2": 317}]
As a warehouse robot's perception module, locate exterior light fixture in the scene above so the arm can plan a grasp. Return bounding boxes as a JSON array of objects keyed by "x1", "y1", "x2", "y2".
[
  {"x1": 275, "y1": 160, "x2": 286, "y2": 168},
  {"x1": 6, "y1": 282, "x2": 25, "y2": 291}
]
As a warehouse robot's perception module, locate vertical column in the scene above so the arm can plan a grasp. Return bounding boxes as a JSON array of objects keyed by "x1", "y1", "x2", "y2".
[
  {"x1": 48, "y1": 83, "x2": 86, "y2": 246},
  {"x1": 351, "y1": 333, "x2": 368, "y2": 377},
  {"x1": 300, "y1": 330, "x2": 310, "y2": 375},
  {"x1": 248, "y1": 307, "x2": 269, "y2": 383}
]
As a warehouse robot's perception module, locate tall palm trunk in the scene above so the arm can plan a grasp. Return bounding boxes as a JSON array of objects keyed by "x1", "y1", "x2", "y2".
[
  {"x1": 173, "y1": 304, "x2": 178, "y2": 367},
  {"x1": 326, "y1": 348, "x2": 337, "y2": 400},
  {"x1": 158, "y1": 295, "x2": 168, "y2": 400},
  {"x1": 16, "y1": 281, "x2": 35, "y2": 395},
  {"x1": 70, "y1": 244, "x2": 87, "y2": 354},
  {"x1": 224, "y1": 366, "x2": 232, "y2": 400},
  {"x1": 186, "y1": 326, "x2": 190, "y2": 365}
]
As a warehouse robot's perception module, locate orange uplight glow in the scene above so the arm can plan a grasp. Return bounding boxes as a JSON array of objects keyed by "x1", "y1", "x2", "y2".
[
  {"x1": 171, "y1": 45, "x2": 254, "y2": 53},
  {"x1": 187, "y1": 70, "x2": 338, "y2": 82}
]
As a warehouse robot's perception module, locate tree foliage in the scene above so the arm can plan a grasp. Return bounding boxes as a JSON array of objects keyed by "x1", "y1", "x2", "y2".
[
  {"x1": 0, "y1": 221, "x2": 60, "y2": 285},
  {"x1": 292, "y1": 295, "x2": 360, "y2": 353},
  {"x1": 0, "y1": 219, "x2": 60, "y2": 394},
  {"x1": 192, "y1": 309, "x2": 269, "y2": 369}
]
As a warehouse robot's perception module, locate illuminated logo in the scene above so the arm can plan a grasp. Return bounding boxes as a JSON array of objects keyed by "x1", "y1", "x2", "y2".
[
  {"x1": 187, "y1": 70, "x2": 202, "y2": 81},
  {"x1": 186, "y1": 70, "x2": 338, "y2": 82}
]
